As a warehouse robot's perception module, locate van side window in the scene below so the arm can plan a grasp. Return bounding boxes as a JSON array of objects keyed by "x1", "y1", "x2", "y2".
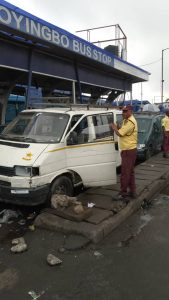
[
  {"x1": 67, "y1": 117, "x2": 89, "y2": 145},
  {"x1": 92, "y1": 114, "x2": 114, "y2": 140},
  {"x1": 116, "y1": 114, "x2": 123, "y2": 129},
  {"x1": 65, "y1": 114, "x2": 83, "y2": 135}
]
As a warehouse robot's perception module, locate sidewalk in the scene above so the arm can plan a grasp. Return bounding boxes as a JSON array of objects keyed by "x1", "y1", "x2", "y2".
[{"x1": 35, "y1": 153, "x2": 169, "y2": 243}]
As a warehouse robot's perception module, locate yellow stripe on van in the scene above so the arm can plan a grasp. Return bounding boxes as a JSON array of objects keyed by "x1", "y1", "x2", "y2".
[{"x1": 48, "y1": 140, "x2": 115, "y2": 153}]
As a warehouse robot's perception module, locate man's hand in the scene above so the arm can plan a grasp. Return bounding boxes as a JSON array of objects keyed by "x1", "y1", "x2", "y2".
[
  {"x1": 111, "y1": 123, "x2": 122, "y2": 137},
  {"x1": 111, "y1": 123, "x2": 117, "y2": 131}
]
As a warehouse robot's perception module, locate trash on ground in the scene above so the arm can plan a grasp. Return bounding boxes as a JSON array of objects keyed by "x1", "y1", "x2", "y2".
[
  {"x1": 18, "y1": 219, "x2": 26, "y2": 226},
  {"x1": 94, "y1": 250, "x2": 103, "y2": 258},
  {"x1": 28, "y1": 290, "x2": 41, "y2": 300},
  {"x1": 12, "y1": 237, "x2": 25, "y2": 245},
  {"x1": 29, "y1": 224, "x2": 35, "y2": 231},
  {"x1": 51, "y1": 194, "x2": 80, "y2": 209},
  {"x1": 27, "y1": 212, "x2": 37, "y2": 220},
  {"x1": 73, "y1": 203, "x2": 84, "y2": 214},
  {"x1": 11, "y1": 237, "x2": 27, "y2": 253},
  {"x1": 58, "y1": 247, "x2": 66, "y2": 253},
  {"x1": 0, "y1": 209, "x2": 19, "y2": 224},
  {"x1": 47, "y1": 253, "x2": 62, "y2": 266},
  {"x1": 87, "y1": 202, "x2": 95, "y2": 208},
  {"x1": 11, "y1": 243, "x2": 27, "y2": 253}
]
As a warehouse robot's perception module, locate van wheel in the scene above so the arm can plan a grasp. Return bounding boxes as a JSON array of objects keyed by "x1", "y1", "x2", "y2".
[{"x1": 51, "y1": 176, "x2": 74, "y2": 196}]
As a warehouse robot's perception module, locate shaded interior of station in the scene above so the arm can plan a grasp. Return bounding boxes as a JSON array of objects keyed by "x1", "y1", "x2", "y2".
[{"x1": 0, "y1": 0, "x2": 149, "y2": 124}]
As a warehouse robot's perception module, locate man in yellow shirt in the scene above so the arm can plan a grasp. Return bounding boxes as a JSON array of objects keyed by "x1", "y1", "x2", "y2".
[
  {"x1": 111, "y1": 105, "x2": 138, "y2": 201},
  {"x1": 161, "y1": 109, "x2": 169, "y2": 157}
]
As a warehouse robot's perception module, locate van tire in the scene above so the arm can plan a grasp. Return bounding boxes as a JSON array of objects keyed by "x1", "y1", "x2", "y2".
[{"x1": 51, "y1": 176, "x2": 74, "y2": 196}]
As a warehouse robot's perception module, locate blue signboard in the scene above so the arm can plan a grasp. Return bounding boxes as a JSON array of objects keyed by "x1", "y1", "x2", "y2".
[
  {"x1": 0, "y1": 0, "x2": 113, "y2": 67},
  {"x1": 0, "y1": 0, "x2": 149, "y2": 81}
]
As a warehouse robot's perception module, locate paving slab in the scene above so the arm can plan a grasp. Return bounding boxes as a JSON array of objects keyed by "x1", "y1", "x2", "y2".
[
  {"x1": 35, "y1": 154, "x2": 169, "y2": 243},
  {"x1": 85, "y1": 188, "x2": 114, "y2": 196},
  {"x1": 78, "y1": 193, "x2": 116, "y2": 210},
  {"x1": 135, "y1": 173, "x2": 161, "y2": 180},
  {"x1": 85, "y1": 207, "x2": 113, "y2": 224},
  {"x1": 135, "y1": 178, "x2": 153, "y2": 185}
]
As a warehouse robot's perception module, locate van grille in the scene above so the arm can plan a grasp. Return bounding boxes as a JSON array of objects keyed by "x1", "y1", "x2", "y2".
[{"x1": 0, "y1": 166, "x2": 15, "y2": 176}]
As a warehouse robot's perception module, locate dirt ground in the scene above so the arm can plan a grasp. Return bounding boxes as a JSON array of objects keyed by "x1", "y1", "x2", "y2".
[{"x1": 1, "y1": 192, "x2": 169, "y2": 300}]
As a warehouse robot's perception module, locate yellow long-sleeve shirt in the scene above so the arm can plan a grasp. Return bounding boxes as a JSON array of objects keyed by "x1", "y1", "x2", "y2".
[
  {"x1": 118, "y1": 115, "x2": 138, "y2": 150},
  {"x1": 161, "y1": 116, "x2": 169, "y2": 131}
]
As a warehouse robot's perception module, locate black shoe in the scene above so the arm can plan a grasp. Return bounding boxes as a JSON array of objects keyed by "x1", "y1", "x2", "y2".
[
  {"x1": 127, "y1": 192, "x2": 137, "y2": 199},
  {"x1": 163, "y1": 154, "x2": 166, "y2": 158},
  {"x1": 112, "y1": 194, "x2": 129, "y2": 203}
]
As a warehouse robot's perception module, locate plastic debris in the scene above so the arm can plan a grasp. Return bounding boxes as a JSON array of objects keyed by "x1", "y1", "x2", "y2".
[
  {"x1": 47, "y1": 254, "x2": 62, "y2": 266},
  {"x1": 12, "y1": 237, "x2": 25, "y2": 245},
  {"x1": 28, "y1": 290, "x2": 41, "y2": 299},
  {"x1": 0, "y1": 209, "x2": 19, "y2": 223},
  {"x1": 58, "y1": 247, "x2": 66, "y2": 253},
  {"x1": 11, "y1": 243, "x2": 27, "y2": 253},
  {"x1": 29, "y1": 225, "x2": 35, "y2": 231},
  {"x1": 87, "y1": 202, "x2": 95, "y2": 208},
  {"x1": 11, "y1": 237, "x2": 27, "y2": 253},
  {"x1": 94, "y1": 251, "x2": 102, "y2": 258}
]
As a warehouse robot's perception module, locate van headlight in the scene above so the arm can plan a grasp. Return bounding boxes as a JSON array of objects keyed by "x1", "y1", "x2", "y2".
[
  {"x1": 14, "y1": 166, "x2": 39, "y2": 177},
  {"x1": 137, "y1": 144, "x2": 146, "y2": 150}
]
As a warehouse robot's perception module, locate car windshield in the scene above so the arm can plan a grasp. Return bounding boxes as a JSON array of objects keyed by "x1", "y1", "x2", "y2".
[
  {"x1": 136, "y1": 118, "x2": 152, "y2": 143},
  {"x1": 0, "y1": 112, "x2": 69, "y2": 143}
]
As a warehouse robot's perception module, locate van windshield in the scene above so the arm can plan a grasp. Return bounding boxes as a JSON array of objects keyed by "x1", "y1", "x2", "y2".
[
  {"x1": 136, "y1": 118, "x2": 152, "y2": 143},
  {"x1": 0, "y1": 112, "x2": 69, "y2": 143}
]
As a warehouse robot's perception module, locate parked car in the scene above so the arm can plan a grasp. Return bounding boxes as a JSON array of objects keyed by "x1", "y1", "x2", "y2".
[{"x1": 134, "y1": 113, "x2": 164, "y2": 160}]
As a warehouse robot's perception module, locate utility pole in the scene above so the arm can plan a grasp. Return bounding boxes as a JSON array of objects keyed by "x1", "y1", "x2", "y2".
[{"x1": 161, "y1": 48, "x2": 169, "y2": 103}]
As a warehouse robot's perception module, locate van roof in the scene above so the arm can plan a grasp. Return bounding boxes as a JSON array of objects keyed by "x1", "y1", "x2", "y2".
[{"x1": 21, "y1": 106, "x2": 122, "y2": 116}]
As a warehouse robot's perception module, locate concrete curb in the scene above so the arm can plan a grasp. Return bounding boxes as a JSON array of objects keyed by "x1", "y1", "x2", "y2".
[
  {"x1": 35, "y1": 176, "x2": 168, "y2": 243},
  {"x1": 35, "y1": 165, "x2": 169, "y2": 243}
]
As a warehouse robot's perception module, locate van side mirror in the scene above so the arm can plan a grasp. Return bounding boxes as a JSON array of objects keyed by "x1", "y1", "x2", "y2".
[{"x1": 67, "y1": 131, "x2": 77, "y2": 145}]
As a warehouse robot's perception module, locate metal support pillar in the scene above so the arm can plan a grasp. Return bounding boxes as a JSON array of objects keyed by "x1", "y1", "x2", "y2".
[
  {"x1": 72, "y1": 81, "x2": 76, "y2": 104},
  {"x1": 26, "y1": 49, "x2": 33, "y2": 108}
]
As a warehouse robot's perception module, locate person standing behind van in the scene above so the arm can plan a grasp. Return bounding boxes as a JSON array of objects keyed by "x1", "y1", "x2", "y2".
[
  {"x1": 161, "y1": 109, "x2": 169, "y2": 158},
  {"x1": 111, "y1": 105, "x2": 138, "y2": 201}
]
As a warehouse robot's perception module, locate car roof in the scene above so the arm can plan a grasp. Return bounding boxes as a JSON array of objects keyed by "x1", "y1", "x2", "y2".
[{"x1": 134, "y1": 113, "x2": 164, "y2": 119}]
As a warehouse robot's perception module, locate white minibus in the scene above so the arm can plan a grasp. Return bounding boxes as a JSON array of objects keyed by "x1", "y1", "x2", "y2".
[{"x1": 0, "y1": 106, "x2": 122, "y2": 205}]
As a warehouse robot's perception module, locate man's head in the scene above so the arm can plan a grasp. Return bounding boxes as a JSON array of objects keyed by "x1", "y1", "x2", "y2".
[{"x1": 122, "y1": 105, "x2": 133, "y2": 119}]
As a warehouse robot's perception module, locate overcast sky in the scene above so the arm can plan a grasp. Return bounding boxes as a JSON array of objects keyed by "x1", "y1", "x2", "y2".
[{"x1": 5, "y1": 0, "x2": 169, "y2": 103}]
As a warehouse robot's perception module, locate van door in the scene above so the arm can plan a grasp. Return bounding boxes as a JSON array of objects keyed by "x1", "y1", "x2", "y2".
[{"x1": 66, "y1": 113, "x2": 117, "y2": 187}]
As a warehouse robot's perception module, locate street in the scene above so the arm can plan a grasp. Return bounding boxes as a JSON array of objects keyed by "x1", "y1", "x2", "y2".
[{"x1": 0, "y1": 190, "x2": 169, "y2": 300}]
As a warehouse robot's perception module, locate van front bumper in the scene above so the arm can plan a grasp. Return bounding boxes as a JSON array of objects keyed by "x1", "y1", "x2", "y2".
[{"x1": 0, "y1": 183, "x2": 50, "y2": 206}]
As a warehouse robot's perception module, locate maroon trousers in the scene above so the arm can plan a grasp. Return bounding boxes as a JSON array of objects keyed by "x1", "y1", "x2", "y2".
[
  {"x1": 120, "y1": 148, "x2": 137, "y2": 196},
  {"x1": 163, "y1": 131, "x2": 169, "y2": 155}
]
